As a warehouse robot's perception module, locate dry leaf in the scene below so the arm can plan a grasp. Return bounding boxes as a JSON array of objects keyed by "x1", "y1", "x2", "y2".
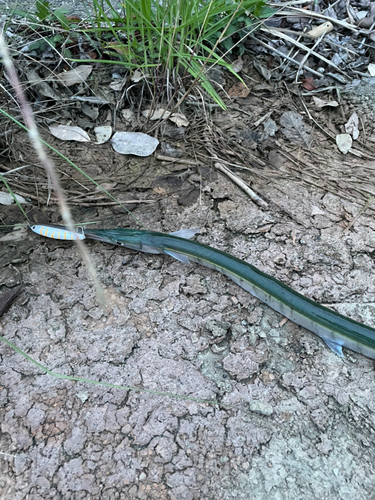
[
  {"x1": 131, "y1": 69, "x2": 149, "y2": 82},
  {"x1": 280, "y1": 111, "x2": 312, "y2": 147},
  {"x1": 105, "y1": 42, "x2": 131, "y2": 57},
  {"x1": 228, "y1": 82, "x2": 250, "y2": 98},
  {"x1": 109, "y1": 79, "x2": 126, "y2": 91},
  {"x1": 302, "y1": 77, "x2": 317, "y2": 91},
  {"x1": 95, "y1": 182, "x2": 116, "y2": 191},
  {"x1": 122, "y1": 109, "x2": 135, "y2": 122},
  {"x1": 368, "y1": 63, "x2": 375, "y2": 76},
  {"x1": 263, "y1": 119, "x2": 278, "y2": 137},
  {"x1": 49, "y1": 125, "x2": 91, "y2": 142},
  {"x1": 55, "y1": 65, "x2": 92, "y2": 86},
  {"x1": 0, "y1": 192, "x2": 28, "y2": 205},
  {"x1": 312, "y1": 97, "x2": 339, "y2": 108},
  {"x1": 70, "y1": 95, "x2": 112, "y2": 105},
  {"x1": 231, "y1": 57, "x2": 244, "y2": 73},
  {"x1": 169, "y1": 113, "x2": 189, "y2": 127},
  {"x1": 336, "y1": 134, "x2": 352, "y2": 154},
  {"x1": 142, "y1": 109, "x2": 171, "y2": 120},
  {"x1": 345, "y1": 112, "x2": 359, "y2": 140},
  {"x1": 94, "y1": 125, "x2": 112, "y2": 144}
]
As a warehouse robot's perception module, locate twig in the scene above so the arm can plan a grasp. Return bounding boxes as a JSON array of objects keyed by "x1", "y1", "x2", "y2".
[
  {"x1": 214, "y1": 162, "x2": 268, "y2": 208},
  {"x1": 261, "y1": 27, "x2": 346, "y2": 75},
  {"x1": 270, "y1": 6, "x2": 359, "y2": 32},
  {"x1": 250, "y1": 35, "x2": 324, "y2": 80},
  {"x1": 343, "y1": 196, "x2": 373, "y2": 233},
  {"x1": 295, "y1": 32, "x2": 327, "y2": 82},
  {"x1": 156, "y1": 155, "x2": 199, "y2": 165}
]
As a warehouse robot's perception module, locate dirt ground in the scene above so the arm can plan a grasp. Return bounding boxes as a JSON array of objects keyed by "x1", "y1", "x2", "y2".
[{"x1": 1, "y1": 92, "x2": 375, "y2": 500}]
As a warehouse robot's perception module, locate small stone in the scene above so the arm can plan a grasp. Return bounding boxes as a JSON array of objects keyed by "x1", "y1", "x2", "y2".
[{"x1": 76, "y1": 392, "x2": 89, "y2": 403}]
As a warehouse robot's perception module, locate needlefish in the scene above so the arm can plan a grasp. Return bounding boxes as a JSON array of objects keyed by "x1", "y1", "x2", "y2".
[{"x1": 30, "y1": 224, "x2": 375, "y2": 360}]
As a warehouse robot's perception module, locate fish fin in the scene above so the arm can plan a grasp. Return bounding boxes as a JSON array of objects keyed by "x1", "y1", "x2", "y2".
[
  {"x1": 140, "y1": 244, "x2": 162, "y2": 254},
  {"x1": 323, "y1": 338, "x2": 344, "y2": 357},
  {"x1": 169, "y1": 228, "x2": 199, "y2": 240},
  {"x1": 164, "y1": 250, "x2": 190, "y2": 264}
]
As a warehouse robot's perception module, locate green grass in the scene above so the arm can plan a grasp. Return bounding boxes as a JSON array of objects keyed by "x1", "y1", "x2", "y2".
[
  {"x1": 83, "y1": 0, "x2": 271, "y2": 107},
  {"x1": 13, "y1": 0, "x2": 272, "y2": 108}
]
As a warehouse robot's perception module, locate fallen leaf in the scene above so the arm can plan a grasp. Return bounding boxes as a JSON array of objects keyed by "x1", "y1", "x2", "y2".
[
  {"x1": 228, "y1": 82, "x2": 250, "y2": 98},
  {"x1": 82, "y1": 103, "x2": 99, "y2": 120},
  {"x1": 131, "y1": 69, "x2": 149, "y2": 82},
  {"x1": 122, "y1": 109, "x2": 135, "y2": 122},
  {"x1": 105, "y1": 42, "x2": 131, "y2": 57},
  {"x1": 95, "y1": 182, "x2": 116, "y2": 191},
  {"x1": 169, "y1": 113, "x2": 189, "y2": 127},
  {"x1": 94, "y1": 125, "x2": 112, "y2": 144},
  {"x1": 142, "y1": 109, "x2": 171, "y2": 120},
  {"x1": 263, "y1": 118, "x2": 278, "y2": 137},
  {"x1": 368, "y1": 63, "x2": 375, "y2": 76},
  {"x1": 49, "y1": 125, "x2": 91, "y2": 142},
  {"x1": 302, "y1": 77, "x2": 317, "y2": 91},
  {"x1": 345, "y1": 111, "x2": 359, "y2": 140},
  {"x1": 0, "y1": 192, "x2": 29, "y2": 205},
  {"x1": 231, "y1": 57, "x2": 244, "y2": 73},
  {"x1": 253, "y1": 61, "x2": 271, "y2": 81},
  {"x1": 312, "y1": 96, "x2": 339, "y2": 108},
  {"x1": 336, "y1": 133, "x2": 352, "y2": 154},
  {"x1": 279, "y1": 111, "x2": 312, "y2": 147},
  {"x1": 110, "y1": 79, "x2": 126, "y2": 91},
  {"x1": 70, "y1": 95, "x2": 112, "y2": 105},
  {"x1": 111, "y1": 132, "x2": 159, "y2": 156},
  {"x1": 54, "y1": 65, "x2": 92, "y2": 86}
]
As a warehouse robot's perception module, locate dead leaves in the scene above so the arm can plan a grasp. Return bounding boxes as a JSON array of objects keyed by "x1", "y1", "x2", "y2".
[
  {"x1": 280, "y1": 111, "x2": 312, "y2": 147},
  {"x1": 49, "y1": 125, "x2": 91, "y2": 142},
  {"x1": 142, "y1": 109, "x2": 190, "y2": 127},
  {"x1": 227, "y1": 81, "x2": 250, "y2": 98},
  {"x1": 53, "y1": 65, "x2": 93, "y2": 86}
]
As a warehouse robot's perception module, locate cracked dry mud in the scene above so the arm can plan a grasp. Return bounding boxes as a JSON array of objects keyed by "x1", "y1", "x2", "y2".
[{"x1": 1, "y1": 174, "x2": 375, "y2": 499}]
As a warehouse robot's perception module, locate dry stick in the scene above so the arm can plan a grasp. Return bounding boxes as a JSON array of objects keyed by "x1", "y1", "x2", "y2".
[
  {"x1": 262, "y1": 27, "x2": 346, "y2": 76},
  {"x1": 0, "y1": 29, "x2": 106, "y2": 306},
  {"x1": 271, "y1": 7, "x2": 359, "y2": 32},
  {"x1": 250, "y1": 36, "x2": 324, "y2": 80},
  {"x1": 295, "y1": 32, "x2": 327, "y2": 82},
  {"x1": 156, "y1": 155, "x2": 199, "y2": 165},
  {"x1": 214, "y1": 162, "x2": 268, "y2": 208}
]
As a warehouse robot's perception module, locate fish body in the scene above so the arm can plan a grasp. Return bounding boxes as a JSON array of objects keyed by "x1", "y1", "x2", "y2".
[
  {"x1": 30, "y1": 224, "x2": 375, "y2": 360},
  {"x1": 83, "y1": 227, "x2": 375, "y2": 360}
]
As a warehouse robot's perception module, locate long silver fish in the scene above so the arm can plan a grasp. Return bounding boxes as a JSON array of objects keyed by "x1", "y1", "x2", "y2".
[{"x1": 31, "y1": 224, "x2": 375, "y2": 360}]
